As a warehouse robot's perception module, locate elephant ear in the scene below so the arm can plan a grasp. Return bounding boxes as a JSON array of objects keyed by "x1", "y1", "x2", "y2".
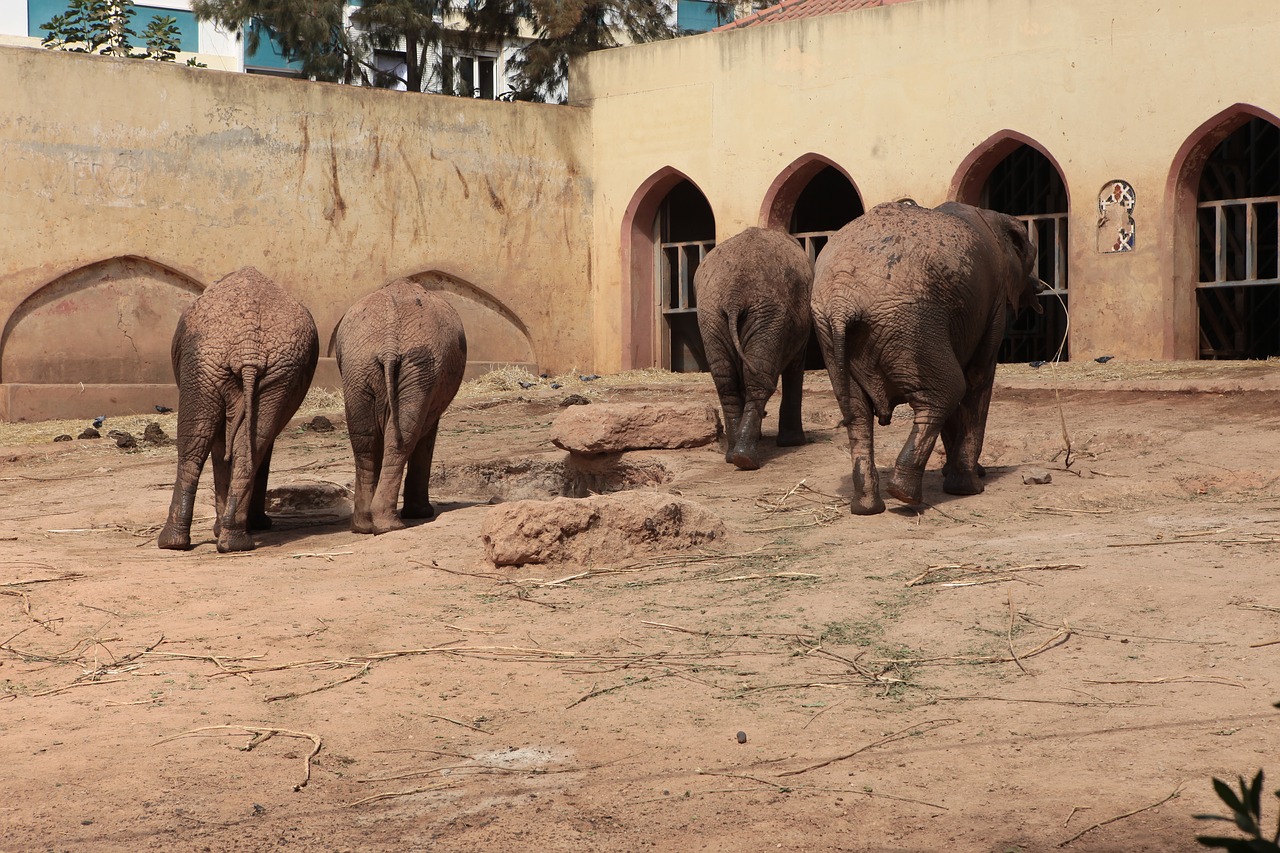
[{"x1": 1000, "y1": 216, "x2": 1045, "y2": 315}]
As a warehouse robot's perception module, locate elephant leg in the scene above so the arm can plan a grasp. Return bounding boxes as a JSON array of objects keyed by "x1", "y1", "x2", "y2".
[
  {"x1": 369, "y1": 437, "x2": 409, "y2": 534},
  {"x1": 775, "y1": 352, "x2": 806, "y2": 448},
  {"x1": 728, "y1": 401, "x2": 764, "y2": 471},
  {"x1": 888, "y1": 363, "x2": 965, "y2": 507},
  {"x1": 843, "y1": 388, "x2": 884, "y2": 515},
  {"x1": 942, "y1": 378, "x2": 993, "y2": 496},
  {"x1": 402, "y1": 422, "x2": 439, "y2": 520},
  {"x1": 248, "y1": 442, "x2": 274, "y2": 531},
  {"x1": 158, "y1": 400, "x2": 216, "y2": 551},
  {"x1": 210, "y1": 428, "x2": 230, "y2": 539}
]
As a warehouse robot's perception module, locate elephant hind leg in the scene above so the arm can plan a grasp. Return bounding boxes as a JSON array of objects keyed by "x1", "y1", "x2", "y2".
[
  {"x1": 401, "y1": 423, "x2": 439, "y2": 520},
  {"x1": 774, "y1": 352, "x2": 806, "y2": 448},
  {"x1": 887, "y1": 362, "x2": 965, "y2": 506},
  {"x1": 843, "y1": 388, "x2": 885, "y2": 515}
]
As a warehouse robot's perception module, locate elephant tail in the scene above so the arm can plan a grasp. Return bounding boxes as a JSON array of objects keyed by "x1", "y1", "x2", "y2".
[
  {"x1": 381, "y1": 355, "x2": 402, "y2": 451},
  {"x1": 224, "y1": 364, "x2": 258, "y2": 464}
]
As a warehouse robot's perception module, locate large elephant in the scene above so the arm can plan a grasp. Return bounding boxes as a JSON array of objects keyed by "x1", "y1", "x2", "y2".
[
  {"x1": 695, "y1": 227, "x2": 813, "y2": 470},
  {"x1": 811, "y1": 201, "x2": 1042, "y2": 514},
  {"x1": 158, "y1": 267, "x2": 319, "y2": 552},
  {"x1": 335, "y1": 279, "x2": 467, "y2": 534}
]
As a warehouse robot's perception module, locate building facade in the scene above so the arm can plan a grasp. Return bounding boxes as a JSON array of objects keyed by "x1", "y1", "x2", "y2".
[{"x1": 1, "y1": 0, "x2": 1277, "y2": 419}]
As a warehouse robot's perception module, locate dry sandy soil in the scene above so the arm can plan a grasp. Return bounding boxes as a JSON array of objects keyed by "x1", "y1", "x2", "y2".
[{"x1": 2, "y1": 361, "x2": 1279, "y2": 852}]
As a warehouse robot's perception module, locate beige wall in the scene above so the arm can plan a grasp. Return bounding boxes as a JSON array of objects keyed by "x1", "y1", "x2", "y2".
[
  {"x1": 0, "y1": 46, "x2": 592, "y2": 420},
  {"x1": 577, "y1": 0, "x2": 1280, "y2": 369}
]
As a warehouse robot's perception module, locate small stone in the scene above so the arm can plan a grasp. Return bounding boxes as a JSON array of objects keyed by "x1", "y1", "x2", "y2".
[
  {"x1": 559, "y1": 394, "x2": 590, "y2": 407},
  {"x1": 736, "y1": 731, "x2": 747, "y2": 744},
  {"x1": 307, "y1": 415, "x2": 335, "y2": 432},
  {"x1": 77, "y1": 428, "x2": 101, "y2": 440},
  {"x1": 115, "y1": 432, "x2": 138, "y2": 449},
  {"x1": 1022, "y1": 470, "x2": 1053, "y2": 485},
  {"x1": 53, "y1": 434, "x2": 72, "y2": 442}
]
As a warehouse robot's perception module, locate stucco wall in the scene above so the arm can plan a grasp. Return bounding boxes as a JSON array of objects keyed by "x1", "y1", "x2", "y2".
[
  {"x1": 0, "y1": 46, "x2": 592, "y2": 420},
  {"x1": 577, "y1": 0, "x2": 1280, "y2": 370}
]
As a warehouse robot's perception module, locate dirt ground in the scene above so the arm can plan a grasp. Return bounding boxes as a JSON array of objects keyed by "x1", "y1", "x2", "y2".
[{"x1": 2, "y1": 361, "x2": 1279, "y2": 852}]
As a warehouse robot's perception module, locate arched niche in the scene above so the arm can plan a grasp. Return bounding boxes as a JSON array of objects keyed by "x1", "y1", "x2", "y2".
[
  {"x1": 1, "y1": 257, "x2": 202, "y2": 384},
  {"x1": 760, "y1": 153, "x2": 864, "y2": 245},
  {"x1": 1165, "y1": 104, "x2": 1280, "y2": 360},
  {"x1": 325, "y1": 272, "x2": 537, "y2": 375}
]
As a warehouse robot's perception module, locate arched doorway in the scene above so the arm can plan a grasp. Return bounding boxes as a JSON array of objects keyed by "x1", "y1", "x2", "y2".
[
  {"x1": 1194, "y1": 117, "x2": 1280, "y2": 359},
  {"x1": 762, "y1": 156, "x2": 865, "y2": 368},
  {"x1": 655, "y1": 180, "x2": 715, "y2": 372},
  {"x1": 954, "y1": 135, "x2": 1070, "y2": 363}
]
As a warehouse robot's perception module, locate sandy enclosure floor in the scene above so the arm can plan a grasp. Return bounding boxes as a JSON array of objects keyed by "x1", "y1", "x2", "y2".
[{"x1": 1, "y1": 361, "x2": 1279, "y2": 852}]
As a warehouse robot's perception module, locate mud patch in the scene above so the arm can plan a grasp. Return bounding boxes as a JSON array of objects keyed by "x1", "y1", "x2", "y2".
[{"x1": 437, "y1": 453, "x2": 671, "y2": 501}]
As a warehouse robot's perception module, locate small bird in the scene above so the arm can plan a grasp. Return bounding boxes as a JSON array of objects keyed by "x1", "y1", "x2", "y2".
[
  {"x1": 1029, "y1": 360, "x2": 1047, "y2": 369},
  {"x1": 550, "y1": 382, "x2": 562, "y2": 389},
  {"x1": 580, "y1": 374, "x2": 600, "y2": 382},
  {"x1": 1094, "y1": 355, "x2": 1114, "y2": 364},
  {"x1": 92, "y1": 415, "x2": 106, "y2": 429},
  {"x1": 517, "y1": 380, "x2": 535, "y2": 389},
  {"x1": 155, "y1": 405, "x2": 174, "y2": 414}
]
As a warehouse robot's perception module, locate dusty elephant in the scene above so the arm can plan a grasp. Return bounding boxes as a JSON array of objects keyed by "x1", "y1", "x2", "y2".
[
  {"x1": 695, "y1": 227, "x2": 813, "y2": 470},
  {"x1": 158, "y1": 267, "x2": 319, "y2": 552},
  {"x1": 812, "y1": 201, "x2": 1042, "y2": 514},
  {"x1": 335, "y1": 279, "x2": 467, "y2": 534}
]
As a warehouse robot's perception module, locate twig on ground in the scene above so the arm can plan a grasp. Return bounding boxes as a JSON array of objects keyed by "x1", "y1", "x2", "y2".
[
  {"x1": 1250, "y1": 638, "x2": 1280, "y2": 648},
  {"x1": 715, "y1": 573, "x2": 820, "y2": 582},
  {"x1": 154, "y1": 725, "x2": 322, "y2": 792},
  {"x1": 1056, "y1": 784, "x2": 1182, "y2": 847},
  {"x1": 1007, "y1": 590, "x2": 1028, "y2": 675},
  {"x1": 1083, "y1": 675, "x2": 1246, "y2": 687},
  {"x1": 424, "y1": 713, "x2": 494, "y2": 734},
  {"x1": 931, "y1": 695, "x2": 1143, "y2": 708},
  {"x1": 777, "y1": 719, "x2": 960, "y2": 777},
  {"x1": 346, "y1": 781, "x2": 457, "y2": 807},
  {"x1": 0, "y1": 572, "x2": 86, "y2": 587},
  {"x1": 1019, "y1": 613, "x2": 1224, "y2": 645},
  {"x1": 906, "y1": 563, "x2": 1083, "y2": 588},
  {"x1": 1029, "y1": 506, "x2": 1112, "y2": 515},
  {"x1": 265, "y1": 663, "x2": 370, "y2": 702}
]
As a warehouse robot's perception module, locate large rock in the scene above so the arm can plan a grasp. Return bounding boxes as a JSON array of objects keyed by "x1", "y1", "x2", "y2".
[
  {"x1": 481, "y1": 492, "x2": 726, "y2": 568},
  {"x1": 550, "y1": 402, "x2": 721, "y2": 454}
]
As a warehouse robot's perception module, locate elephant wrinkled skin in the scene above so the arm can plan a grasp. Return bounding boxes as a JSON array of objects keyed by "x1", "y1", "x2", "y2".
[
  {"x1": 158, "y1": 267, "x2": 319, "y2": 552},
  {"x1": 695, "y1": 227, "x2": 813, "y2": 470},
  {"x1": 812, "y1": 201, "x2": 1042, "y2": 514},
  {"x1": 335, "y1": 279, "x2": 467, "y2": 535}
]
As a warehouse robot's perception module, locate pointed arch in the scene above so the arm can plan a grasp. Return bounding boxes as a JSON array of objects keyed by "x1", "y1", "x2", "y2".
[
  {"x1": 619, "y1": 167, "x2": 715, "y2": 370},
  {"x1": 949, "y1": 130, "x2": 1072, "y2": 211},
  {"x1": 1, "y1": 256, "x2": 203, "y2": 385},
  {"x1": 1163, "y1": 103, "x2": 1280, "y2": 359},
  {"x1": 759, "y1": 153, "x2": 863, "y2": 231}
]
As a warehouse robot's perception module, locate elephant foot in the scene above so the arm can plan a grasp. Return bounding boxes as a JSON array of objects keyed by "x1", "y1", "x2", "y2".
[
  {"x1": 401, "y1": 502, "x2": 436, "y2": 520},
  {"x1": 249, "y1": 512, "x2": 273, "y2": 531},
  {"x1": 369, "y1": 513, "x2": 406, "y2": 535},
  {"x1": 850, "y1": 493, "x2": 886, "y2": 515},
  {"x1": 775, "y1": 428, "x2": 807, "y2": 448},
  {"x1": 887, "y1": 468, "x2": 925, "y2": 506},
  {"x1": 157, "y1": 524, "x2": 192, "y2": 551},
  {"x1": 727, "y1": 447, "x2": 761, "y2": 471},
  {"x1": 943, "y1": 469, "x2": 985, "y2": 496},
  {"x1": 216, "y1": 529, "x2": 256, "y2": 553},
  {"x1": 976, "y1": 462, "x2": 987, "y2": 478}
]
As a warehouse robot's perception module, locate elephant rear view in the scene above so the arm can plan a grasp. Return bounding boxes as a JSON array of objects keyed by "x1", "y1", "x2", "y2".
[
  {"x1": 158, "y1": 267, "x2": 319, "y2": 552},
  {"x1": 812, "y1": 201, "x2": 1042, "y2": 514},
  {"x1": 695, "y1": 227, "x2": 813, "y2": 470},
  {"x1": 335, "y1": 279, "x2": 467, "y2": 535}
]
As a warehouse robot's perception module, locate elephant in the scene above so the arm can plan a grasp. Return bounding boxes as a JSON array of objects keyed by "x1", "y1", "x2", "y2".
[
  {"x1": 158, "y1": 267, "x2": 319, "y2": 552},
  {"x1": 811, "y1": 201, "x2": 1043, "y2": 514},
  {"x1": 334, "y1": 279, "x2": 467, "y2": 535},
  {"x1": 694, "y1": 227, "x2": 814, "y2": 470}
]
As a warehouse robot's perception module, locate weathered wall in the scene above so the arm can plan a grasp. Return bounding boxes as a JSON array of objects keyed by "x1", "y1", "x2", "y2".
[
  {"x1": 0, "y1": 46, "x2": 592, "y2": 420},
  {"x1": 577, "y1": 0, "x2": 1280, "y2": 370}
]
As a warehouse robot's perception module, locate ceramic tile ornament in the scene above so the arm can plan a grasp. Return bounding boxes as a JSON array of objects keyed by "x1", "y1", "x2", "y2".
[{"x1": 1097, "y1": 180, "x2": 1136, "y2": 252}]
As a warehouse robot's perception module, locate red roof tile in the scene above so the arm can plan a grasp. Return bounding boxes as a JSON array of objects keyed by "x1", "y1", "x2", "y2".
[{"x1": 715, "y1": 0, "x2": 919, "y2": 31}]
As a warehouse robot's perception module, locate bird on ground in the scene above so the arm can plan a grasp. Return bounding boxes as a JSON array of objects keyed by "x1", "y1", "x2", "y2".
[
  {"x1": 580, "y1": 374, "x2": 600, "y2": 382},
  {"x1": 155, "y1": 405, "x2": 174, "y2": 414},
  {"x1": 1029, "y1": 360, "x2": 1047, "y2": 369},
  {"x1": 1094, "y1": 355, "x2": 1114, "y2": 363},
  {"x1": 517, "y1": 380, "x2": 535, "y2": 389},
  {"x1": 92, "y1": 415, "x2": 106, "y2": 429}
]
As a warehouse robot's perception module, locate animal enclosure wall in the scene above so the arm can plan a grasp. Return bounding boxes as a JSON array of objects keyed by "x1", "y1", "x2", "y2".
[{"x1": 0, "y1": 46, "x2": 592, "y2": 420}]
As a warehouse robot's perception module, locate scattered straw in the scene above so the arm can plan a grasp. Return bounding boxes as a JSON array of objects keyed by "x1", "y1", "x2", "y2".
[
  {"x1": 155, "y1": 725, "x2": 322, "y2": 792},
  {"x1": 1056, "y1": 784, "x2": 1182, "y2": 847},
  {"x1": 906, "y1": 563, "x2": 1083, "y2": 588}
]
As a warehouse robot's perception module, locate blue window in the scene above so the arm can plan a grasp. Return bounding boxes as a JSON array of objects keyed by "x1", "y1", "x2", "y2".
[
  {"x1": 29, "y1": 1, "x2": 199, "y2": 52},
  {"x1": 676, "y1": 0, "x2": 733, "y2": 33},
  {"x1": 243, "y1": 18, "x2": 305, "y2": 73}
]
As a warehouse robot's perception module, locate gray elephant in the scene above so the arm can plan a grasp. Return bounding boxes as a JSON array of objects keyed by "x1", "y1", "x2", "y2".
[
  {"x1": 158, "y1": 267, "x2": 319, "y2": 551},
  {"x1": 812, "y1": 201, "x2": 1042, "y2": 514},
  {"x1": 334, "y1": 279, "x2": 467, "y2": 534},
  {"x1": 695, "y1": 227, "x2": 813, "y2": 470}
]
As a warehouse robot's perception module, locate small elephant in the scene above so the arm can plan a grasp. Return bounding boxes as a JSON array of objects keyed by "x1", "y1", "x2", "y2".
[
  {"x1": 335, "y1": 279, "x2": 467, "y2": 534},
  {"x1": 695, "y1": 227, "x2": 813, "y2": 470},
  {"x1": 158, "y1": 267, "x2": 319, "y2": 552},
  {"x1": 811, "y1": 201, "x2": 1042, "y2": 514}
]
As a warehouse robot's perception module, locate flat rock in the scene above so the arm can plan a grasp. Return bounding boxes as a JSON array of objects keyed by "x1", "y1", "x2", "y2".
[
  {"x1": 266, "y1": 482, "x2": 351, "y2": 513},
  {"x1": 480, "y1": 491, "x2": 726, "y2": 568},
  {"x1": 550, "y1": 403, "x2": 720, "y2": 454}
]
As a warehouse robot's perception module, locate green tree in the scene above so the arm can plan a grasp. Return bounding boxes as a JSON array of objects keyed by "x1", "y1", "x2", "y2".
[
  {"x1": 190, "y1": 0, "x2": 368, "y2": 82},
  {"x1": 42, "y1": 0, "x2": 192, "y2": 62},
  {"x1": 349, "y1": 0, "x2": 458, "y2": 94}
]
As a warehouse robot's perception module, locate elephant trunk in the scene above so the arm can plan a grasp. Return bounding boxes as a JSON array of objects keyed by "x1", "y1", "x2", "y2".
[{"x1": 225, "y1": 364, "x2": 258, "y2": 464}]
